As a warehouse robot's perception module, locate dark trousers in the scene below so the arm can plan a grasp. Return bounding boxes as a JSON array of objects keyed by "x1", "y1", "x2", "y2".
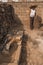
[{"x1": 30, "y1": 17, "x2": 34, "y2": 30}]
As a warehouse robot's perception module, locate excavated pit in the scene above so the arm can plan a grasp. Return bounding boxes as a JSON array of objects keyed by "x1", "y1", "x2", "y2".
[{"x1": 0, "y1": 3, "x2": 24, "y2": 63}]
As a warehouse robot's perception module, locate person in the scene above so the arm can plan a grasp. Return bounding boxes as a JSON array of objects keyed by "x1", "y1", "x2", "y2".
[{"x1": 30, "y1": 6, "x2": 36, "y2": 30}]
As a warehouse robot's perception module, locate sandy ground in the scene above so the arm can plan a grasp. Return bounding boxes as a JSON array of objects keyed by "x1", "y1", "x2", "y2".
[
  {"x1": 26, "y1": 28, "x2": 43, "y2": 65},
  {"x1": 0, "y1": 26, "x2": 43, "y2": 65}
]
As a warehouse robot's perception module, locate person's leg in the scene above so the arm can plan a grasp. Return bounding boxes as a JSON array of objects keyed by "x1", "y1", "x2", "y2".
[
  {"x1": 30, "y1": 17, "x2": 34, "y2": 30},
  {"x1": 32, "y1": 17, "x2": 34, "y2": 29}
]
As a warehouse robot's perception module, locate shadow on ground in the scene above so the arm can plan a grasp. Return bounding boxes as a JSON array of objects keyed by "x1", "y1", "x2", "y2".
[{"x1": 18, "y1": 33, "x2": 28, "y2": 65}]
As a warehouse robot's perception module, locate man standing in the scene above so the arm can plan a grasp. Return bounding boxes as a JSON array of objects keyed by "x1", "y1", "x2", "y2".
[{"x1": 30, "y1": 5, "x2": 37, "y2": 30}]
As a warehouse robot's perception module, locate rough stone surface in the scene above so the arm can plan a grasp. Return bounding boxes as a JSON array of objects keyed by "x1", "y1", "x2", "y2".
[{"x1": 0, "y1": 2, "x2": 43, "y2": 65}]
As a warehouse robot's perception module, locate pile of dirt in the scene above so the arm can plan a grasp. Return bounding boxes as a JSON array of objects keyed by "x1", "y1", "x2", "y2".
[{"x1": 0, "y1": 3, "x2": 24, "y2": 52}]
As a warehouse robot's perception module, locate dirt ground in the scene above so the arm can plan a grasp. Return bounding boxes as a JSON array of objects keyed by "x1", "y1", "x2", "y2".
[
  {"x1": 0, "y1": 26, "x2": 43, "y2": 65},
  {"x1": 26, "y1": 27, "x2": 43, "y2": 65}
]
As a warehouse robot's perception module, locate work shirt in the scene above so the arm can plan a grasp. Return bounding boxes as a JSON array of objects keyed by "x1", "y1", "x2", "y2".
[{"x1": 30, "y1": 9, "x2": 36, "y2": 17}]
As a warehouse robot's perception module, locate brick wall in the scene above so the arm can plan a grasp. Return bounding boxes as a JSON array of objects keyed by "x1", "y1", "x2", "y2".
[
  {"x1": 5, "y1": 2, "x2": 43, "y2": 29},
  {"x1": 12, "y1": 3, "x2": 30, "y2": 29}
]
